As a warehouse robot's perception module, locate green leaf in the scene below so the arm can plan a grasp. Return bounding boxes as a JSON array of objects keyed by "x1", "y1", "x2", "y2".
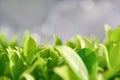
[
  {"x1": 106, "y1": 25, "x2": 120, "y2": 42},
  {"x1": 0, "y1": 52, "x2": 9, "y2": 76},
  {"x1": 19, "y1": 73, "x2": 35, "y2": 80},
  {"x1": 104, "y1": 25, "x2": 120, "y2": 51},
  {"x1": 82, "y1": 38, "x2": 93, "y2": 48},
  {"x1": 56, "y1": 46, "x2": 88, "y2": 80},
  {"x1": 51, "y1": 74, "x2": 62, "y2": 80},
  {"x1": 109, "y1": 43, "x2": 120, "y2": 69},
  {"x1": 9, "y1": 34, "x2": 18, "y2": 48},
  {"x1": 0, "y1": 33, "x2": 8, "y2": 49},
  {"x1": 0, "y1": 76, "x2": 9, "y2": 80},
  {"x1": 98, "y1": 44, "x2": 111, "y2": 70},
  {"x1": 53, "y1": 35, "x2": 62, "y2": 46},
  {"x1": 66, "y1": 35, "x2": 86, "y2": 51},
  {"x1": 6, "y1": 47, "x2": 26, "y2": 80},
  {"x1": 103, "y1": 43, "x2": 120, "y2": 79},
  {"x1": 104, "y1": 24, "x2": 112, "y2": 39},
  {"x1": 77, "y1": 48, "x2": 98, "y2": 80},
  {"x1": 19, "y1": 56, "x2": 48, "y2": 80},
  {"x1": 23, "y1": 36, "x2": 37, "y2": 65},
  {"x1": 54, "y1": 65, "x2": 81, "y2": 80},
  {"x1": 54, "y1": 65, "x2": 70, "y2": 80},
  {"x1": 39, "y1": 45, "x2": 59, "y2": 58}
]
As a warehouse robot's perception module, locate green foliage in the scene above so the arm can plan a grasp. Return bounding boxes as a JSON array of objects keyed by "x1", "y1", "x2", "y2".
[
  {"x1": 23, "y1": 36, "x2": 37, "y2": 65},
  {"x1": 56, "y1": 46, "x2": 88, "y2": 80},
  {"x1": 77, "y1": 48, "x2": 98, "y2": 80},
  {"x1": 0, "y1": 25, "x2": 120, "y2": 80},
  {"x1": 53, "y1": 35, "x2": 62, "y2": 46}
]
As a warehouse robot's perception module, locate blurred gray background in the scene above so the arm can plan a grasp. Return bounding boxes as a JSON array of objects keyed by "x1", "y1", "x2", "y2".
[{"x1": 0, "y1": 0, "x2": 120, "y2": 44}]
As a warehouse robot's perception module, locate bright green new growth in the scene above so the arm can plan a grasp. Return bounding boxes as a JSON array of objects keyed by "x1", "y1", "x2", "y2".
[{"x1": 0, "y1": 25, "x2": 120, "y2": 80}]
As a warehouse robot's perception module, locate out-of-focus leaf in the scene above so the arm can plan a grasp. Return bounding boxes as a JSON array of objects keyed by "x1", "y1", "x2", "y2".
[
  {"x1": 54, "y1": 65, "x2": 69, "y2": 80},
  {"x1": 51, "y1": 74, "x2": 62, "y2": 80},
  {"x1": 105, "y1": 25, "x2": 120, "y2": 43},
  {"x1": 0, "y1": 76, "x2": 9, "y2": 80},
  {"x1": 104, "y1": 25, "x2": 120, "y2": 52},
  {"x1": 66, "y1": 35, "x2": 86, "y2": 51},
  {"x1": 23, "y1": 36, "x2": 37, "y2": 65},
  {"x1": 0, "y1": 53, "x2": 9, "y2": 76},
  {"x1": 54, "y1": 65, "x2": 81, "y2": 80},
  {"x1": 77, "y1": 48, "x2": 98, "y2": 80},
  {"x1": 19, "y1": 56, "x2": 48, "y2": 80},
  {"x1": 6, "y1": 47, "x2": 26, "y2": 80},
  {"x1": 103, "y1": 43, "x2": 120, "y2": 79},
  {"x1": 19, "y1": 73, "x2": 35, "y2": 80},
  {"x1": 0, "y1": 33, "x2": 8, "y2": 48},
  {"x1": 97, "y1": 44, "x2": 111, "y2": 70},
  {"x1": 82, "y1": 38, "x2": 93, "y2": 48},
  {"x1": 47, "y1": 57, "x2": 64, "y2": 69},
  {"x1": 105, "y1": 24, "x2": 112, "y2": 39},
  {"x1": 9, "y1": 34, "x2": 18, "y2": 48},
  {"x1": 39, "y1": 46, "x2": 59, "y2": 58},
  {"x1": 56, "y1": 46, "x2": 88, "y2": 80},
  {"x1": 53, "y1": 35, "x2": 62, "y2": 46},
  {"x1": 110, "y1": 43, "x2": 120, "y2": 69}
]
